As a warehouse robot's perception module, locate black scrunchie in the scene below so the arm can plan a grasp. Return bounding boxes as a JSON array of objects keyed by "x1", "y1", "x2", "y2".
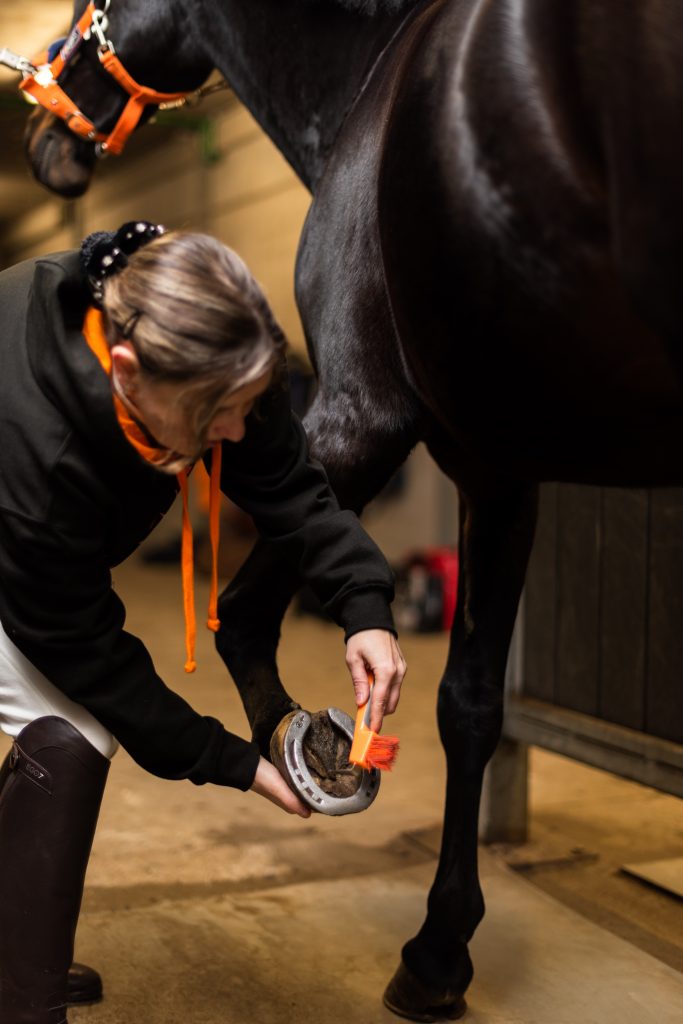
[{"x1": 80, "y1": 220, "x2": 166, "y2": 307}]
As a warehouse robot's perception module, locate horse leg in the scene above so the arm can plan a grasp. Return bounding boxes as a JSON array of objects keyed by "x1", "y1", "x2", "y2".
[
  {"x1": 384, "y1": 480, "x2": 538, "y2": 1021},
  {"x1": 215, "y1": 539, "x2": 303, "y2": 756},
  {"x1": 216, "y1": 391, "x2": 418, "y2": 756}
]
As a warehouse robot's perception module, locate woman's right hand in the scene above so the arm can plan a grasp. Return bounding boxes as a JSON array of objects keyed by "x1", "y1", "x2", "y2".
[{"x1": 250, "y1": 756, "x2": 311, "y2": 818}]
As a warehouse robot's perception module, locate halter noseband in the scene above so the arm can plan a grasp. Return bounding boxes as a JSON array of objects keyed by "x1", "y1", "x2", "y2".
[{"x1": 19, "y1": 0, "x2": 192, "y2": 157}]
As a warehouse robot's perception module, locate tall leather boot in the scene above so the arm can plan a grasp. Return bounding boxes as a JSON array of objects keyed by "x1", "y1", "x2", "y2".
[
  {"x1": 0, "y1": 744, "x2": 104, "y2": 1006},
  {"x1": 0, "y1": 753, "x2": 103, "y2": 1009},
  {"x1": 0, "y1": 716, "x2": 110, "y2": 1024}
]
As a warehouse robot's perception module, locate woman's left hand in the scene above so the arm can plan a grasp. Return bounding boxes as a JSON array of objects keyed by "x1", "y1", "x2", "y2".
[{"x1": 345, "y1": 629, "x2": 407, "y2": 733}]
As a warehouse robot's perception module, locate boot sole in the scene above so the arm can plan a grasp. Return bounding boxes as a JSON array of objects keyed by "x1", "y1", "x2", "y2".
[
  {"x1": 67, "y1": 993, "x2": 103, "y2": 1006},
  {"x1": 67, "y1": 980, "x2": 103, "y2": 1006}
]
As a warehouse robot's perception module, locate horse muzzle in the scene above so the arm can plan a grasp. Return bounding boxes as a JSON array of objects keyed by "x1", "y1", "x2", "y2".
[{"x1": 24, "y1": 108, "x2": 97, "y2": 198}]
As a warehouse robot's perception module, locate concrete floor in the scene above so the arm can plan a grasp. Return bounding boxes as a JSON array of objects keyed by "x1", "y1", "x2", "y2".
[{"x1": 2, "y1": 559, "x2": 683, "y2": 1023}]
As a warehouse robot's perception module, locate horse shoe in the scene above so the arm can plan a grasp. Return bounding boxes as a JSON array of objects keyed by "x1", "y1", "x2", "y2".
[{"x1": 277, "y1": 708, "x2": 380, "y2": 815}]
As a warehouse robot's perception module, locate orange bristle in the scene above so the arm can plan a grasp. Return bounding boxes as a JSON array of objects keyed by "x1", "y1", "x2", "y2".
[{"x1": 363, "y1": 733, "x2": 400, "y2": 771}]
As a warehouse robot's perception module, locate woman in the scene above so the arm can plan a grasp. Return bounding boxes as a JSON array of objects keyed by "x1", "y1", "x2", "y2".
[{"x1": 0, "y1": 222, "x2": 405, "y2": 1022}]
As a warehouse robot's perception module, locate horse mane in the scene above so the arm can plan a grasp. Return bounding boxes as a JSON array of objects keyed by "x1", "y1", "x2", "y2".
[{"x1": 325, "y1": 0, "x2": 419, "y2": 14}]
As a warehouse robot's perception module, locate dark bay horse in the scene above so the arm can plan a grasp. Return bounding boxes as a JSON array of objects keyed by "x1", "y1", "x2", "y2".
[{"x1": 22, "y1": 0, "x2": 683, "y2": 1018}]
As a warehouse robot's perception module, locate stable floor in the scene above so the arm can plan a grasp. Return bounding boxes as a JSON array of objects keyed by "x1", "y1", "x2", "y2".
[{"x1": 2, "y1": 559, "x2": 682, "y2": 1023}]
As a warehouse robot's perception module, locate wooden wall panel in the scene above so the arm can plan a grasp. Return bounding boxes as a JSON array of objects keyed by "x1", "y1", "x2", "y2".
[
  {"x1": 599, "y1": 489, "x2": 649, "y2": 731},
  {"x1": 83, "y1": 161, "x2": 200, "y2": 234},
  {"x1": 646, "y1": 489, "x2": 683, "y2": 744},
  {"x1": 3, "y1": 202, "x2": 74, "y2": 263},
  {"x1": 524, "y1": 483, "x2": 557, "y2": 702},
  {"x1": 552, "y1": 485, "x2": 601, "y2": 715},
  {"x1": 212, "y1": 185, "x2": 311, "y2": 353},
  {"x1": 208, "y1": 107, "x2": 299, "y2": 209},
  {"x1": 524, "y1": 484, "x2": 683, "y2": 747}
]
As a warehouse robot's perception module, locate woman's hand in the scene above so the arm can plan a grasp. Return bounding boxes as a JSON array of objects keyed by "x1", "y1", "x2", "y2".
[
  {"x1": 250, "y1": 756, "x2": 311, "y2": 817},
  {"x1": 345, "y1": 629, "x2": 407, "y2": 732}
]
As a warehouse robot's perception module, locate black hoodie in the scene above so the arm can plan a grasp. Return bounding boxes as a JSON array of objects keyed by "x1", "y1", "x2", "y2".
[{"x1": 0, "y1": 250, "x2": 395, "y2": 790}]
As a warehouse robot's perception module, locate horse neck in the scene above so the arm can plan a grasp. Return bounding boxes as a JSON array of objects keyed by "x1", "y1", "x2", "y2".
[{"x1": 193, "y1": 0, "x2": 415, "y2": 190}]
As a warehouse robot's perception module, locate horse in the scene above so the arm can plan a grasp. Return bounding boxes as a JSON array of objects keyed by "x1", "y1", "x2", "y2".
[{"x1": 21, "y1": 0, "x2": 683, "y2": 1019}]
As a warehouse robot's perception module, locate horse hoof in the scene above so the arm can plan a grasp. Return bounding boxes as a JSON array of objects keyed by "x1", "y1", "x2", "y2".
[
  {"x1": 383, "y1": 962, "x2": 467, "y2": 1022},
  {"x1": 269, "y1": 707, "x2": 380, "y2": 815}
]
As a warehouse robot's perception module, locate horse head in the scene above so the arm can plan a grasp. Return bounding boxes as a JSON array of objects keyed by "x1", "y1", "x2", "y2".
[{"x1": 24, "y1": 0, "x2": 213, "y2": 197}]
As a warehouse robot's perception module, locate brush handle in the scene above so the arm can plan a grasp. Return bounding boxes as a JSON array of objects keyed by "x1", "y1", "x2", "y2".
[
  {"x1": 362, "y1": 674, "x2": 375, "y2": 729},
  {"x1": 350, "y1": 673, "x2": 378, "y2": 766}
]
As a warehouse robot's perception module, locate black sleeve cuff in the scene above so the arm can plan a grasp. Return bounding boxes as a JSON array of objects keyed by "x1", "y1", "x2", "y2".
[
  {"x1": 337, "y1": 589, "x2": 397, "y2": 643},
  {"x1": 216, "y1": 732, "x2": 261, "y2": 791},
  {"x1": 186, "y1": 717, "x2": 261, "y2": 791}
]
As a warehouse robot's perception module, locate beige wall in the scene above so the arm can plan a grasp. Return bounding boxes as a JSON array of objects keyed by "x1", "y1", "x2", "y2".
[{"x1": 2, "y1": 96, "x2": 457, "y2": 560}]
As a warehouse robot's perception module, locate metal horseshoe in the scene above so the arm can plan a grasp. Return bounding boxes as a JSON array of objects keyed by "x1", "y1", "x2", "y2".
[{"x1": 282, "y1": 708, "x2": 380, "y2": 816}]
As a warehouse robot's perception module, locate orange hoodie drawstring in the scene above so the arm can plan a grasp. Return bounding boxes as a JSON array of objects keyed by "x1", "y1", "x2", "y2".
[
  {"x1": 177, "y1": 469, "x2": 197, "y2": 673},
  {"x1": 82, "y1": 306, "x2": 222, "y2": 675},
  {"x1": 207, "y1": 442, "x2": 222, "y2": 634},
  {"x1": 177, "y1": 443, "x2": 222, "y2": 674}
]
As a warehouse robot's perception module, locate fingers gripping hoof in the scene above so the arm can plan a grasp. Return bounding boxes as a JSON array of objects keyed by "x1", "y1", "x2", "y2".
[
  {"x1": 270, "y1": 708, "x2": 380, "y2": 815},
  {"x1": 383, "y1": 962, "x2": 467, "y2": 1023}
]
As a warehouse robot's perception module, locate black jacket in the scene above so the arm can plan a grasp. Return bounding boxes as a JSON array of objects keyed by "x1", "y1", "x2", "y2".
[{"x1": 0, "y1": 250, "x2": 395, "y2": 790}]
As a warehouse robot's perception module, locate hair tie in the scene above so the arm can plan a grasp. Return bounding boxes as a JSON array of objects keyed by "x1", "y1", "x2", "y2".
[{"x1": 80, "y1": 220, "x2": 166, "y2": 307}]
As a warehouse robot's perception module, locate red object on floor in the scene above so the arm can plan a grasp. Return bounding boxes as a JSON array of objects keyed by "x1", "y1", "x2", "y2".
[{"x1": 421, "y1": 547, "x2": 459, "y2": 629}]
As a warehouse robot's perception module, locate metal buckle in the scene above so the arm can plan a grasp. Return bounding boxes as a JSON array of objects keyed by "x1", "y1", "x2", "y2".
[
  {"x1": 0, "y1": 47, "x2": 36, "y2": 77},
  {"x1": 282, "y1": 708, "x2": 381, "y2": 816}
]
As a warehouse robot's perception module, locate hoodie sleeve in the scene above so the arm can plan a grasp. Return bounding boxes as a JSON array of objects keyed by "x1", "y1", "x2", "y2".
[
  {"x1": 215, "y1": 369, "x2": 396, "y2": 639},
  {"x1": 0, "y1": 505, "x2": 260, "y2": 791}
]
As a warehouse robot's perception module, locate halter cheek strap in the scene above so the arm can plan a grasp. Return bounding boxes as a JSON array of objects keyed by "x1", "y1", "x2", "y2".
[
  {"x1": 96, "y1": 47, "x2": 190, "y2": 155},
  {"x1": 19, "y1": 1, "x2": 191, "y2": 156}
]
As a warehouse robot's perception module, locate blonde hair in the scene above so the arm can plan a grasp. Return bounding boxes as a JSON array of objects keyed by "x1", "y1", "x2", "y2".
[{"x1": 101, "y1": 231, "x2": 285, "y2": 464}]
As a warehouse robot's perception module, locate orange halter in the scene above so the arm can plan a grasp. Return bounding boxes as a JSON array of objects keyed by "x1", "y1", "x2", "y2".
[{"x1": 19, "y1": 1, "x2": 191, "y2": 157}]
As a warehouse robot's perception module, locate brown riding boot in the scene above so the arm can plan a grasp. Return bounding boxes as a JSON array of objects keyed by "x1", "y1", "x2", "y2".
[
  {"x1": 0, "y1": 741, "x2": 104, "y2": 1009},
  {"x1": 0, "y1": 716, "x2": 109, "y2": 1023}
]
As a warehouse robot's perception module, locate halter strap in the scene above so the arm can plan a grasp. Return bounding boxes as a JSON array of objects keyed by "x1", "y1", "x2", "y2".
[
  {"x1": 19, "y1": 1, "x2": 191, "y2": 156},
  {"x1": 97, "y1": 47, "x2": 190, "y2": 155}
]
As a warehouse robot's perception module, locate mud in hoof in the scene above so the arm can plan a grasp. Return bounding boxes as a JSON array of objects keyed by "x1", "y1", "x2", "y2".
[
  {"x1": 270, "y1": 709, "x2": 362, "y2": 798},
  {"x1": 383, "y1": 962, "x2": 467, "y2": 1023}
]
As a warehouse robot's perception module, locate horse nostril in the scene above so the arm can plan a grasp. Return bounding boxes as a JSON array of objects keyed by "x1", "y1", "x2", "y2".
[{"x1": 29, "y1": 128, "x2": 95, "y2": 198}]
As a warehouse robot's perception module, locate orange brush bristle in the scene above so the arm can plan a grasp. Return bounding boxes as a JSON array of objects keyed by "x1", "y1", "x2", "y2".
[{"x1": 349, "y1": 678, "x2": 400, "y2": 771}]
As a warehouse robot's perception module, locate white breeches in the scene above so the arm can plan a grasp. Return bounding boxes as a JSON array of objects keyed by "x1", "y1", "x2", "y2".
[{"x1": 0, "y1": 617, "x2": 118, "y2": 760}]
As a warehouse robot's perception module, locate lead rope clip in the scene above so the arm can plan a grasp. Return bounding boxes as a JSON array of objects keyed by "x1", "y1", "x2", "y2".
[
  {"x1": 85, "y1": 0, "x2": 111, "y2": 48},
  {"x1": 0, "y1": 47, "x2": 36, "y2": 77}
]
